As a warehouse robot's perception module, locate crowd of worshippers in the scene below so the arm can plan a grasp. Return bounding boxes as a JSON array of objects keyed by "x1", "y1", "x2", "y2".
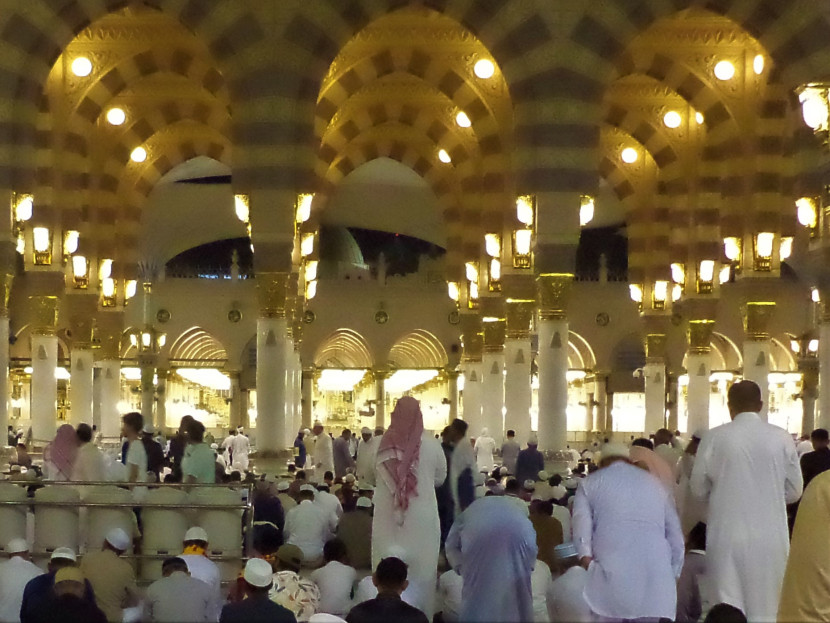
[{"x1": 5, "y1": 378, "x2": 830, "y2": 622}]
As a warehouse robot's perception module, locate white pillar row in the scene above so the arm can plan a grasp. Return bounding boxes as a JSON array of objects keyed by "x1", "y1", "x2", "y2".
[
  {"x1": 742, "y1": 302, "x2": 775, "y2": 421},
  {"x1": 155, "y1": 369, "x2": 167, "y2": 430},
  {"x1": 31, "y1": 333, "x2": 58, "y2": 443},
  {"x1": 686, "y1": 319, "x2": 716, "y2": 433},
  {"x1": 374, "y1": 369, "x2": 386, "y2": 429},
  {"x1": 819, "y1": 317, "x2": 830, "y2": 429},
  {"x1": 461, "y1": 361, "x2": 482, "y2": 430},
  {"x1": 481, "y1": 318, "x2": 506, "y2": 439},
  {"x1": 138, "y1": 355, "x2": 155, "y2": 427},
  {"x1": 256, "y1": 315, "x2": 288, "y2": 453},
  {"x1": 643, "y1": 361, "x2": 666, "y2": 434},
  {"x1": 99, "y1": 360, "x2": 121, "y2": 439},
  {"x1": 294, "y1": 351, "x2": 303, "y2": 435},
  {"x1": 282, "y1": 336, "x2": 295, "y2": 448},
  {"x1": 69, "y1": 348, "x2": 94, "y2": 426},
  {"x1": 447, "y1": 369, "x2": 459, "y2": 422},
  {"x1": 0, "y1": 315, "x2": 9, "y2": 439},
  {"x1": 301, "y1": 367, "x2": 314, "y2": 429},
  {"x1": 504, "y1": 300, "x2": 534, "y2": 444},
  {"x1": 229, "y1": 371, "x2": 242, "y2": 429},
  {"x1": 801, "y1": 360, "x2": 819, "y2": 436},
  {"x1": 536, "y1": 273, "x2": 573, "y2": 452},
  {"x1": 593, "y1": 373, "x2": 608, "y2": 432}
]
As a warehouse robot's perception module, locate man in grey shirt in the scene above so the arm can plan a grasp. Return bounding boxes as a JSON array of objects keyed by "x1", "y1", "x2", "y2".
[
  {"x1": 145, "y1": 557, "x2": 214, "y2": 622},
  {"x1": 501, "y1": 429, "x2": 521, "y2": 476}
]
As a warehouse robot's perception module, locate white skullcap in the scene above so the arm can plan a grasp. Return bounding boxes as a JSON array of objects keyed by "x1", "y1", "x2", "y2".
[
  {"x1": 358, "y1": 483, "x2": 375, "y2": 492},
  {"x1": 538, "y1": 470, "x2": 549, "y2": 481},
  {"x1": 277, "y1": 481, "x2": 290, "y2": 492},
  {"x1": 243, "y1": 558, "x2": 273, "y2": 588},
  {"x1": 300, "y1": 484, "x2": 317, "y2": 493},
  {"x1": 105, "y1": 528, "x2": 131, "y2": 551},
  {"x1": 184, "y1": 527, "x2": 208, "y2": 543},
  {"x1": 554, "y1": 542, "x2": 578, "y2": 560},
  {"x1": 51, "y1": 547, "x2": 77, "y2": 562},
  {"x1": 523, "y1": 479, "x2": 536, "y2": 490},
  {"x1": 564, "y1": 477, "x2": 579, "y2": 490},
  {"x1": 313, "y1": 421, "x2": 323, "y2": 428},
  {"x1": 210, "y1": 443, "x2": 219, "y2": 450},
  {"x1": 6, "y1": 538, "x2": 28, "y2": 554},
  {"x1": 344, "y1": 474, "x2": 356, "y2": 483},
  {"x1": 309, "y1": 614, "x2": 348, "y2": 623},
  {"x1": 499, "y1": 466, "x2": 508, "y2": 475},
  {"x1": 528, "y1": 434, "x2": 538, "y2": 445},
  {"x1": 601, "y1": 443, "x2": 630, "y2": 460},
  {"x1": 361, "y1": 427, "x2": 372, "y2": 434},
  {"x1": 303, "y1": 428, "x2": 311, "y2": 435},
  {"x1": 356, "y1": 497, "x2": 373, "y2": 508}
]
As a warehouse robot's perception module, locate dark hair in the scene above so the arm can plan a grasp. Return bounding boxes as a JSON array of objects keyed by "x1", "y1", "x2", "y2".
[
  {"x1": 811, "y1": 428, "x2": 829, "y2": 442},
  {"x1": 187, "y1": 420, "x2": 206, "y2": 443},
  {"x1": 550, "y1": 474, "x2": 563, "y2": 487},
  {"x1": 727, "y1": 380, "x2": 762, "y2": 412},
  {"x1": 375, "y1": 557, "x2": 408, "y2": 588},
  {"x1": 631, "y1": 438, "x2": 654, "y2": 450},
  {"x1": 162, "y1": 557, "x2": 189, "y2": 574},
  {"x1": 506, "y1": 429, "x2": 515, "y2": 437},
  {"x1": 703, "y1": 603, "x2": 747, "y2": 623},
  {"x1": 688, "y1": 522, "x2": 707, "y2": 551},
  {"x1": 504, "y1": 478, "x2": 520, "y2": 494},
  {"x1": 323, "y1": 538, "x2": 347, "y2": 563},
  {"x1": 449, "y1": 418, "x2": 468, "y2": 435},
  {"x1": 76, "y1": 423, "x2": 93, "y2": 443},
  {"x1": 296, "y1": 470, "x2": 306, "y2": 480},
  {"x1": 324, "y1": 471, "x2": 334, "y2": 481},
  {"x1": 122, "y1": 412, "x2": 143, "y2": 434}
]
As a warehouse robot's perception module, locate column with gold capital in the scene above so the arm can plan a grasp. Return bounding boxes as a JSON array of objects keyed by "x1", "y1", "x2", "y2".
[
  {"x1": 66, "y1": 294, "x2": 97, "y2": 426},
  {"x1": 0, "y1": 271, "x2": 13, "y2": 437},
  {"x1": 96, "y1": 311, "x2": 124, "y2": 439},
  {"x1": 482, "y1": 317, "x2": 506, "y2": 439},
  {"x1": 536, "y1": 274, "x2": 572, "y2": 451},
  {"x1": 504, "y1": 300, "x2": 534, "y2": 443},
  {"x1": 687, "y1": 320, "x2": 715, "y2": 434},
  {"x1": 301, "y1": 367, "x2": 314, "y2": 430},
  {"x1": 742, "y1": 302, "x2": 775, "y2": 421},
  {"x1": 256, "y1": 272, "x2": 289, "y2": 454},
  {"x1": 446, "y1": 368, "x2": 460, "y2": 421},
  {"x1": 818, "y1": 298, "x2": 830, "y2": 430},
  {"x1": 643, "y1": 332, "x2": 668, "y2": 434},
  {"x1": 459, "y1": 313, "x2": 483, "y2": 432},
  {"x1": 29, "y1": 295, "x2": 60, "y2": 443}
]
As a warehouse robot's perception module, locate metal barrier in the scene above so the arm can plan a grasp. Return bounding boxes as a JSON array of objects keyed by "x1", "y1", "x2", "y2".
[{"x1": 0, "y1": 479, "x2": 255, "y2": 582}]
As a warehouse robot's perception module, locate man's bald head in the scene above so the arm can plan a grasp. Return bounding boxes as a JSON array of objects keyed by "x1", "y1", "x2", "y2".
[{"x1": 727, "y1": 380, "x2": 762, "y2": 418}]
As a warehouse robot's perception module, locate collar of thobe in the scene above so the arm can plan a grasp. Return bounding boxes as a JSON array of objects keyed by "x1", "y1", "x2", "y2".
[{"x1": 734, "y1": 411, "x2": 761, "y2": 421}]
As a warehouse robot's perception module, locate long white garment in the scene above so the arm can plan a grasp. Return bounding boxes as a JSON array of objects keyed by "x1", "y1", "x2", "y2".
[
  {"x1": 549, "y1": 566, "x2": 592, "y2": 623},
  {"x1": 474, "y1": 433, "x2": 496, "y2": 473},
  {"x1": 71, "y1": 442, "x2": 106, "y2": 482},
  {"x1": 313, "y1": 433, "x2": 334, "y2": 475},
  {"x1": 220, "y1": 435, "x2": 234, "y2": 465},
  {"x1": 355, "y1": 437, "x2": 378, "y2": 485},
  {"x1": 551, "y1": 504, "x2": 571, "y2": 540},
  {"x1": 690, "y1": 412, "x2": 803, "y2": 622},
  {"x1": 675, "y1": 452, "x2": 707, "y2": 535},
  {"x1": 572, "y1": 461, "x2": 685, "y2": 620},
  {"x1": 230, "y1": 434, "x2": 250, "y2": 471},
  {"x1": 530, "y1": 561, "x2": 554, "y2": 623},
  {"x1": 437, "y1": 569, "x2": 463, "y2": 622},
  {"x1": 372, "y1": 431, "x2": 446, "y2": 618},
  {"x1": 0, "y1": 555, "x2": 43, "y2": 622}
]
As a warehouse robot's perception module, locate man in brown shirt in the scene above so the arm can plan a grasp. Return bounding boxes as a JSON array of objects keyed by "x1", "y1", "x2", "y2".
[
  {"x1": 79, "y1": 528, "x2": 139, "y2": 622},
  {"x1": 529, "y1": 499, "x2": 564, "y2": 573}
]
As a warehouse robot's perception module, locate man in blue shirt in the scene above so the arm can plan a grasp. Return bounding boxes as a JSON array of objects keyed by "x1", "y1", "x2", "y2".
[{"x1": 20, "y1": 548, "x2": 96, "y2": 623}]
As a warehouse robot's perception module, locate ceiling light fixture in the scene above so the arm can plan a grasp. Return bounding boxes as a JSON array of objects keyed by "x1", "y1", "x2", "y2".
[
  {"x1": 71, "y1": 57, "x2": 93, "y2": 77},
  {"x1": 621, "y1": 147, "x2": 639, "y2": 164},
  {"x1": 455, "y1": 111, "x2": 471, "y2": 128},
  {"x1": 753, "y1": 54, "x2": 764, "y2": 75},
  {"x1": 130, "y1": 147, "x2": 147, "y2": 163},
  {"x1": 106, "y1": 108, "x2": 126, "y2": 126},
  {"x1": 663, "y1": 111, "x2": 682, "y2": 128},
  {"x1": 438, "y1": 149, "x2": 451, "y2": 163},
  {"x1": 473, "y1": 59, "x2": 495, "y2": 79},
  {"x1": 714, "y1": 60, "x2": 735, "y2": 81}
]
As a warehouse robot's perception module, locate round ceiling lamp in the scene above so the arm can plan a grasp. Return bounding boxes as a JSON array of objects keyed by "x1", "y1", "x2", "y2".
[
  {"x1": 621, "y1": 147, "x2": 639, "y2": 164},
  {"x1": 753, "y1": 54, "x2": 764, "y2": 75},
  {"x1": 455, "y1": 111, "x2": 471, "y2": 128},
  {"x1": 714, "y1": 60, "x2": 735, "y2": 81},
  {"x1": 695, "y1": 112, "x2": 705, "y2": 125},
  {"x1": 438, "y1": 149, "x2": 451, "y2": 163},
  {"x1": 71, "y1": 57, "x2": 93, "y2": 77},
  {"x1": 130, "y1": 146, "x2": 147, "y2": 163},
  {"x1": 106, "y1": 108, "x2": 126, "y2": 126},
  {"x1": 663, "y1": 111, "x2": 682, "y2": 129},
  {"x1": 473, "y1": 59, "x2": 495, "y2": 79}
]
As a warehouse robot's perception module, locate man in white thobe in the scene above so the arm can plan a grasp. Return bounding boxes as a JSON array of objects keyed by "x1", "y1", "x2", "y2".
[
  {"x1": 474, "y1": 428, "x2": 496, "y2": 473},
  {"x1": 355, "y1": 427, "x2": 378, "y2": 486},
  {"x1": 312, "y1": 422, "x2": 334, "y2": 476},
  {"x1": 230, "y1": 428, "x2": 250, "y2": 472},
  {"x1": 573, "y1": 443, "x2": 685, "y2": 621},
  {"x1": 690, "y1": 380, "x2": 802, "y2": 622},
  {"x1": 0, "y1": 538, "x2": 43, "y2": 623}
]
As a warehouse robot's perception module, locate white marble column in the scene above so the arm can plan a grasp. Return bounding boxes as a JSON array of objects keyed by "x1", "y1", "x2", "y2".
[
  {"x1": 155, "y1": 369, "x2": 167, "y2": 430},
  {"x1": 743, "y1": 340, "x2": 770, "y2": 420},
  {"x1": 802, "y1": 360, "x2": 819, "y2": 436},
  {"x1": 461, "y1": 362, "x2": 482, "y2": 430},
  {"x1": 229, "y1": 372, "x2": 242, "y2": 429},
  {"x1": 537, "y1": 318, "x2": 569, "y2": 451},
  {"x1": 31, "y1": 333, "x2": 58, "y2": 443},
  {"x1": 686, "y1": 353, "x2": 711, "y2": 432},
  {"x1": 301, "y1": 368, "x2": 314, "y2": 429},
  {"x1": 447, "y1": 369, "x2": 459, "y2": 422},
  {"x1": 138, "y1": 355, "x2": 155, "y2": 427},
  {"x1": 504, "y1": 338, "x2": 532, "y2": 442},
  {"x1": 0, "y1": 316, "x2": 9, "y2": 439},
  {"x1": 374, "y1": 370, "x2": 386, "y2": 429},
  {"x1": 99, "y1": 360, "x2": 121, "y2": 439},
  {"x1": 283, "y1": 337, "x2": 295, "y2": 448},
  {"x1": 593, "y1": 374, "x2": 608, "y2": 432},
  {"x1": 644, "y1": 361, "x2": 666, "y2": 434},
  {"x1": 819, "y1": 320, "x2": 830, "y2": 429},
  {"x1": 481, "y1": 350, "x2": 505, "y2": 438},
  {"x1": 69, "y1": 348, "x2": 94, "y2": 426},
  {"x1": 256, "y1": 316, "x2": 288, "y2": 453}
]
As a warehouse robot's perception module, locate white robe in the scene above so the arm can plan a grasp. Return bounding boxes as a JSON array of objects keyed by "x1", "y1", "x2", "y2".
[
  {"x1": 372, "y1": 431, "x2": 446, "y2": 618},
  {"x1": 474, "y1": 435, "x2": 496, "y2": 473},
  {"x1": 313, "y1": 433, "x2": 334, "y2": 475},
  {"x1": 690, "y1": 411, "x2": 803, "y2": 622},
  {"x1": 230, "y1": 434, "x2": 250, "y2": 471},
  {"x1": 355, "y1": 437, "x2": 378, "y2": 485}
]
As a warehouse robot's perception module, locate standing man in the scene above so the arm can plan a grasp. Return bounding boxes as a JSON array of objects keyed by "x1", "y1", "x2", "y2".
[
  {"x1": 800, "y1": 427, "x2": 830, "y2": 488},
  {"x1": 231, "y1": 427, "x2": 250, "y2": 473},
  {"x1": 515, "y1": 435, "x2": 545, "y2": 486},
  {"x1": 355, "y1": 427, "x2": 378, "y2": 485},
  {"x1": 221, "y1": 428, "x2": 236, "y2": 468},
  {"x1": 333, "y1": 429, "x2": 355, "y2": 479},
  {"x1": 72, "y1": 423, "x2": 106, "y2": 484},
  {"x1": 501, "y1": 429, "x2": 520, "y2": 475},
  {"x1": 474, "y1": 428, "x2": 496, "y2": 474},
  {"x1": 690, "y1": 380, "x2": 803, "y2": 621},
  {"x1": 294, "y1": 430, "x2": 307, "y2": 468},
  {"x1": 572, "y1": 443, "x2": 685, "y2": 621},
  {"x1": 312, "y1": 422, "x2": 334, "y2": 477}
]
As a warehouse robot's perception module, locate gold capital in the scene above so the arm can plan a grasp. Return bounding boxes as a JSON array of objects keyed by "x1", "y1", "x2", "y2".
[
  {"x1": 0, "y1": 273, "x2": 13, "y2": 317},
  {"x1": 256, "y1": 272, "x2": 289, "y2": 318},
  {"x1": 505, "y1": 299, "x2": 534, "y2": 339},
  {"x1": 482, "y1": 317, "x2": 506, "y2": 352},
  {"x1": 95, "y1": 311, "x2": 123, "y2": 360},
  {"x1": 742, "y1": 302, "x2": 776, "y2": 341},
  {"x1": 460, "y1": 313, "x2": 483, "y2": 362},
  {"x1": 29, "y1": 295, "x2": 59, "y2": 335},
  {"x1": 536, "y1": 273, "x2": 573, "y2": 320},
  {"x1": 644, "y1": 333, "x2": 667, "y2": 361},
  {"x1": 688, "y1": 320, "x2": 715, "y2": 354}
]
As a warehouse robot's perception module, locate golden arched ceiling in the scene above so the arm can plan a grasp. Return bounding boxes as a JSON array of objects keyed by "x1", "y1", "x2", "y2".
[
  {"x1": 41, "y1": 5, "x2": 229, "y2": 280},
  {"x1": 314, "y1": 329, "x2": 373, "y2": 369},
  {"x1": 388, "y1": 330, "x2": 448, "y2": 369},
  {"x1": 168, "y1": 327, "x2": 228, "y2": 363}
]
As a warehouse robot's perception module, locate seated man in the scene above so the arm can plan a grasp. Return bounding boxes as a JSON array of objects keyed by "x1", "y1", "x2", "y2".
[
  {"x1": 270, "y1": 545, "x2": 321, "y2": 622},
  {"x1": 145, "y1": 557, "x2": 214, "y2": 622},
  {"x1": 220, "y1": 558, "x2": 296, "y2": 622},
  {"x1": 310, "y1": 538, "x2": 357, "y2": 616},
  {"x1": 346, "y1": 557, "x2": 428, "y2": 623}
]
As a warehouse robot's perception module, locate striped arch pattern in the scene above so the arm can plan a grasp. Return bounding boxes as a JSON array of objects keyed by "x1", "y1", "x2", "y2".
[
  {"x1": 388, "y1": 330, "x2": 449, "y2": 369},
  {"x1": 314, "y1": 329, "x2": 374, "y2": 369},
  {"x1": 168, "y1": 327, "x2": 229, "y2": 363}
]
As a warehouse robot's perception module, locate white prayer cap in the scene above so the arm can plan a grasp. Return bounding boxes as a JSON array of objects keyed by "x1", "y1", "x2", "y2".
[
  {"x1": 538, "y1": 470, "x2": 549, "y2": 481},
  {"x1": 554, "y1": 542, "x2": 578, "y2": 560},
  {"x1": 6, "y1": 538, "x2": 28, "y2": 554},
  {"x1": 499, "y1": 466, "x2": 508, "y2": 475},
  {"x1": 528, "y1": 434, "x2": 538, "y2": 445},
  {"x1": 277, "y1": 481, "x2": 290, "y2": 492},
  {"x1": 313, "y1": 421, "x2": 323, "y2": 428},
  {"x1": 361, "y1": 427, "x2": 372, "y2": 434},
  {"x1": 243, "y1": 558, "x2": 273, "y2": 588},
  {"x1": 344, "y1": 474, "x2": 356, "y2": 483},
  {"x1": 210, "y1": 443, "x2": 219, "y2": 450},
  {"x1": 184, "y1": 527, "x2": 209, "y2": 543},
  {"x1": 601, "y1": 443, "x2": 629, "y2": 460},
  {"x1": 300, "y1": 484, "x2": 317, "y2": 493},
  {"x1": 358, "y1": 483, "x2": 375, "y2": 492},
  {"x1": 51, "y1": 547, "x2": 77, "y2": 562},
  {"x1": 309, "y1": 614, "x2": 348, "y2": 623},
  {"x1": 303, "y1": 428, "x2": 311, "y2": 435},
  {"x1": 523, "y1": 479, "x2": 536, "y2": 490},
  {"x1": 564, "y1": 477, "x2": 579, "y2": 490},
  {"x1": 356, "y1": 497, "x2": 373, "y2": 508},
  {"x1": 105, "y1": 528, "x2": 131, "y2": 551}
]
